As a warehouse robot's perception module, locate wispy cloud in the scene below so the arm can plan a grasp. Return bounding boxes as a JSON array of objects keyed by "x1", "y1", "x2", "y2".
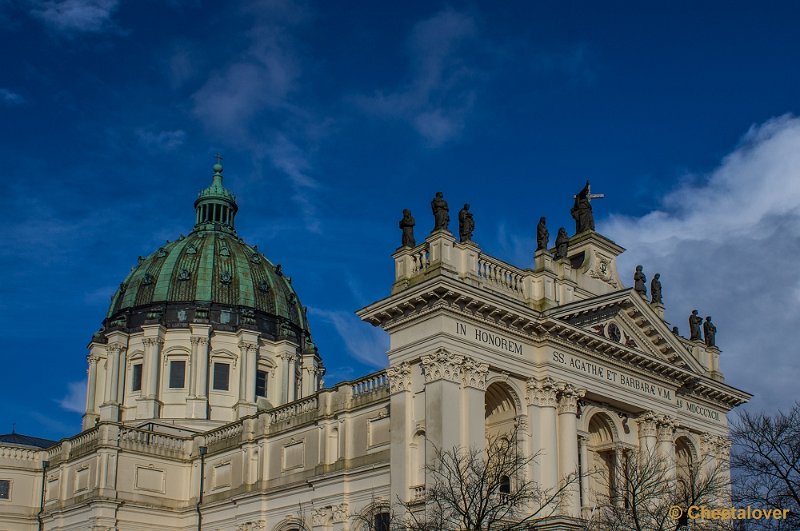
[
  {"x1": 191, "y1": 0, "x2": 323, "y2": 231},
  {"x1": 602, "y1": 115, "x2": 800, "y2": 412},
  {"x1": 356, "y1": 8, "x2": 480, "y2": 146},
  {"x1": 136, "y1": 128, "x2": 187, "y2": 152},
  {"x1": 309, "y1": 308, "x2": 389, "y2": 369},
  {"x1": 0, "y1": 88, "x2": 24, "y2": 105},
  {"x1": 29, "y1": 0, "x2": 119, "y2": 35},
  {"x1": 57, "y1": 381, "x2": 86, "y2": 414}
]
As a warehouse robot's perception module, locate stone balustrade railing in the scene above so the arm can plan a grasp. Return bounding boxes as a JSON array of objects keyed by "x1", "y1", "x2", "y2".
[
  {"x1": 0, "y1": 445, "x2": 42, "y2": 461},
  {"x1": 205, "y1": 423, "x2": 244, "y2": 453},
  {"x1": 477, "y1": 255, "x2": 525, "y2": 296},
  {"x1": 119, "y1": 426, "x2": 190, "y2": 458},
  {"x1": 68, "y1": 426, "x2": 101, "y2": 459},
  {"x1": 271, "y1": 395, "x2": 319, "y2": 423},
  {"x1": 351, "y1": 372, "x2": 389, "y2": 398}
]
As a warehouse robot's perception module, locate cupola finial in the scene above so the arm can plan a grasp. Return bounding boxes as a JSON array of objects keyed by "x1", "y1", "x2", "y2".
[{"x1": 194, "y1": 153, "x2": 238, "y2": 232}]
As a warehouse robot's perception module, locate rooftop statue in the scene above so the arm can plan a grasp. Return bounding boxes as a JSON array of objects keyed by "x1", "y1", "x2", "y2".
[
  {"x1": 554, "y1": 227, "x2": 569, "y2": 260},
  {"x1": 689, "y1": 309, "x2": 702, "y2": 341},
  {"x1": 459, "y1": 203, "x2": 475, "y2": 242},
  {"x1": 431, "y1": 192, "x2": 450, "y2": 232},
  {"x1": 399, "y1": 209, "x2": 416, "y2": 248},
  {"x1": 651, "y1": 273, "x2": 662, "y2": 304},
  {"x1": 704, "y1": 316, "x2": 717, "y2": 347},
  {"x1": 536, "y1": 217, "x2": 549, "y2": 251},
  {"x1": 634, "y1": 265, "x2": 647, "y2": 297},
  {"x1": 570, "y1": 180, "x2": 597, "y2": 233}
]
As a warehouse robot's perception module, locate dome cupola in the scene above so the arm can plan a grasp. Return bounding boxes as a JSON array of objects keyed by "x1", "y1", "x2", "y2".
[{"x1": 193, "y1": 154, "x2": 238, "y2": 233}]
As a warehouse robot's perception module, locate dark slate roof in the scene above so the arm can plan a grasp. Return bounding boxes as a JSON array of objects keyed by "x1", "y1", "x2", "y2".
[{"x1": 0, "y1": 433, "x2": 57, "y2": 448}]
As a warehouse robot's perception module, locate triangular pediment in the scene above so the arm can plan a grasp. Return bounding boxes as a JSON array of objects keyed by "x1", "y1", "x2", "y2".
[{"x1": 547, "y1": 289, "x2": 705, "y2": 374}]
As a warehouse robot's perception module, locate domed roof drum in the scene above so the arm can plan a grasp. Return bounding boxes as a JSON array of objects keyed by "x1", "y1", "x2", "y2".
[{"x1": 103, "y1": 158, "x2": 311, "y2": 346}]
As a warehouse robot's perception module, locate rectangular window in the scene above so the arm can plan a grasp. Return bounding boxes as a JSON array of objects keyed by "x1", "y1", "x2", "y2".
[
  {"x1": 169, "y1": 360, "x2": 186, "y2": 389},
  {"x1": 131, "y1": 364, "x2": 142, "y2": 392},
  {"x1": 255, "y1": 370, "x2": 268, "y2": 398},
  {"x1": 213, "y1": 363, "x2": 230, "y2": 391},
  {"x1": 0, "y1": 479, "x2": 9, "y2": 500}
]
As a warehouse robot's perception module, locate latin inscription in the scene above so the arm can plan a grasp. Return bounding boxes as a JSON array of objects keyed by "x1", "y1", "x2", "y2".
[
  {"x1": 455, "y1": 321, "x2": 524, "y2": 355},
  {"x1": 552, "y1": 350, "x2": 673, "y2": 402},
  {"x1": 676, "y1": 398, "x2": 722, "y2": 422}
]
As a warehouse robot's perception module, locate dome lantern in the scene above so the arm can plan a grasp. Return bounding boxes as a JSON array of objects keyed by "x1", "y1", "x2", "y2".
[{"x1": 194, "y1": 154, "x2": 238, "y2": 232}]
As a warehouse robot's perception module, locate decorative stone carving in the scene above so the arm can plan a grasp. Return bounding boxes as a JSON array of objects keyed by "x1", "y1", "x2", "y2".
[
  {"x1": 651, "y1": 273, "x2": 662, "y2": 304},
  {"x1": 637, "y1": 411, "x2": 659, "y2": 438},
  {"x1": 235, "y1": 521, "x2": 266, "y2": 531},
  {"x1": 587, "y1": 250, "x2": 618, "y2": 288},
  {"x1": 250, "y1": 252, "x2": 261, "y2": 264},
  {"x1": 106, "y1": 342, "x2": 126, "y2": 355},
  {"x1": 178, "y1": 268, "x2": 191, "y2": 281},
  {"x1": 141, "y1": 273, "x2": 154, "y2": 285},
  {"x1": 257, "y1": 280, "x2": 270, "y2": 292},
  {"x1": 704, "y1": 316, "x2": 717, "y2": 347},
  {"x1": 157, "y1": 248, "x2": 167, "y2": 258},
  {"x1": 571, "y1": 181, "x2": 595, "y2": 233},
  {"x1": 332, "y1": 503, "x2": 349, "y2": 523},
  {"x1": 141, "y1": 337, "x2": 163, "y2": 348},
  {"x1": 554, "y1": 227, "x2": 569, "y2": 259},
  {"x1": 421, "y1": 348, "x2": 463, "y2": 383},
  {"x1": 220, "y1": 270, "x2": 232, "y2": 285},
  {"x1": 536, "y1": 216, "x2": 549, "y2": 251},
  {"x1": 185, "y1": 244, "x2": 197, "y2": 255},
  {"x1": 431, "y1": 192, "x2": 450, "y2": 232},
  {"x1": 386, "y1": 362, "x2": 412, "y2": 393},
  {"x1": 311, "y1": 507, "x2": 331, "y2": 526},
  {"x1": 634, "y1": 265, "x2": 647, "y2": 297},
  {"x1": 458, "y1": 203, "x2": 474, "y2": 242},
  {"x1": 689, "y1": 310, "x2": 702, "y2": 341},
  {"x1": 656, "y1": 415, "x2": 675, "y2": 442},
  {"x1": 526, "y1": 377, "x2": 558, "y2": 408},
  {"x1": 461, "y1": 357, "x2": 489, "y2": 390},
  {"x1": 556, "y1": 383, "x2": 585, "y2": 415}
]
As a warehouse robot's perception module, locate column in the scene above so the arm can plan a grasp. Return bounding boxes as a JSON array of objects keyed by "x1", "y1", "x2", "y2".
[
  {"x1": 236, "y1": 341, "x2": 258, "y2": 418},
  {"x1": 386, "y1": 362, "x2": 413, "y2": 508},
  {"x1": 637, "y1": 412, "x2": 658, "y2": 464},
  {"x1": 99, "y1": 343, "x2": 124, "y2": 421},
  {"x1": 578, "y1": 435, "x2": 591, "y2": 517},
  {"x1": 557, "y1": 383, "x2": 585, "y2": 517},
  {"x1": 614, "y1": 446, "x2": 625, "y2": 508},
  {"x1": 656, "y1": 416, "x2": 676, "y2": 484},
  {"x1": 461, "y1": 357, "x2": 488, "y2": 451},
  {"x1": 137, "y1": 335, "x2": 163, "y2": 419},
  {"x1": 526, "y1": 377, "x2": 559, "y2": 493},
  {"x1": 287, "y1": 354, "x2": 297, "y2": 402},
  {"x1": 82, "y1": 354, "x2": 100, "y2": 429},
  {"x1": 421, "y1": 348, "x2": 464, "y2": 478},
  {"x1": 186, "y1": 336, "x2": 209, "y2": 419}
]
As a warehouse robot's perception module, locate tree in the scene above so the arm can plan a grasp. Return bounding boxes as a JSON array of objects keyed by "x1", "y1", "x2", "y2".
[
  {"x1": 730, "y1": 403, "x2": 800, "y2": 530},
  {"x1": 589, "y1": 447, "x2": 731, "y2": 531},
  {"x1": 397, "y1": 429, "x2": 582, "y2": 531}
]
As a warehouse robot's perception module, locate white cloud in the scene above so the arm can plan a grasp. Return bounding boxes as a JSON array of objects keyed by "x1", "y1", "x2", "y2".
[
  {"x1": 135, "y1": 128, "x2": 186, "y2": 151},
  {"x1": 601, "y1": 115, "x2": 800, "y2": 413},
  {"x1": 309, "y1": 308, "x2": 389, "y2": 369},
  {"x1": 29, "y1": 0, "x2": 118, "y2": 34},
  {"x1": 356, "y1": 8, "x2": 480, "y2": 147},
  {"x1": 0, "y1": 88, "x2": 24, "y2": 105},
  {"x1": 57, "y1": 381, "x2": 86, "y2": 414}
]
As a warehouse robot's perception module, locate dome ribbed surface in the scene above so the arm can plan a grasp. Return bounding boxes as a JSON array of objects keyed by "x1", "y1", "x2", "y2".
[{"x1": 107, "y1": 231, "x2": 305, "y2": 329}]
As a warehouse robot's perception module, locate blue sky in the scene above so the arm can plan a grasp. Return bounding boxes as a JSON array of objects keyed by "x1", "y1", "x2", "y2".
[{"x1": 1, "y1": 0, "x2": 799, "y2": 440}]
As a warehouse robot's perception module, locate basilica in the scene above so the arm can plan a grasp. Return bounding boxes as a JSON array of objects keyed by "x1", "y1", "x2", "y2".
[{"x1": 0, "y1": 160, "x2": 750, "y2": 530}]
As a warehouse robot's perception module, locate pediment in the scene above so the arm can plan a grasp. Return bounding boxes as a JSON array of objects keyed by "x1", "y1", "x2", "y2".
[{"x1": 547, "y1": 290, "x2": 704, "y2": 374}]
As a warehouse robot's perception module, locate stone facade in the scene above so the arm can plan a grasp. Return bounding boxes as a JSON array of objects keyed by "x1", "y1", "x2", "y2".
[{"x1": 0, "y1": 185, "x2": 750, "y2": 530}]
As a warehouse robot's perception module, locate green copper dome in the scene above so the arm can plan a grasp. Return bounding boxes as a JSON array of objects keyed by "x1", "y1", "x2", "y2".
[{"x1": 102, "y1": 158, "x2": 311, "y2": 345}]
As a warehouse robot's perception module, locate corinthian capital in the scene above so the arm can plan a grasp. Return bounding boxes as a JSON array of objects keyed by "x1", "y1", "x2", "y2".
[
  {"x1": 106, "y1": 342, "x2": 127, "y2": 355},
  {"x1": 461, "y1": 357, "x2": 489, "y2": 390},
  {"x1": 386, "y1": 362, "x2": 412, "y2": 393},
  {"x1": 526, "y1": 377, "x2": 558, "y2": 407},
  {"x1": 421, "y1": 348, "x2": 463, "y2": 383},
  {"x1": 142, "y1": 337, "x2": 164, "y2": 348},
  {"x1": 556, "y1": 383, "x2": 585, "y2": 415},
  {"x1": 190, "y1": 336, "x2": 209, "y2": 346},
  {"x1": 656, "y1": 415, "x2": 676, "y2": 442},
  {"x1": 238, "y1": 341, "x2": 258, "y2": 352},
  {"x1": 637, "y1": 411, "x2": 659, "y2": 438}
]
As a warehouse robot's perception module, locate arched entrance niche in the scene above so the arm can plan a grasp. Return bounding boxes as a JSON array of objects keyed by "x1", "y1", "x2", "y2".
[
  {"x1": 587, "y1": 412, "x2": 619, "y2": 505},
  {"x1": 484, "y1": 382, "x2": 519, "y2": 442},
  {"x1": 675, "y1": 436, "x2": 697, "y2": 492}
]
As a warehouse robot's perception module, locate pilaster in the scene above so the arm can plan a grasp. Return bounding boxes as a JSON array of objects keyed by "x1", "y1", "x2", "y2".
[
  {"x1": 422, "y1": 348, "x2": 464, "y2": 474},
  {"x1": 526, "y1": 377, "x2": 559, "y2": 493},
  {"x1": 556, "y1": 383, "x2": 585, "y2": 517},
  {"x1": 387, "y1": 361, "x2": 414, "y2": 509},
  {"x1": 656, "y1": 416, "x2": 676, "y2": 483}
]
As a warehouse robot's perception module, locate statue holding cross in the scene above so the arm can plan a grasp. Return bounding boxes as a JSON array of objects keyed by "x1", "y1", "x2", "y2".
[{"x1": 571, "y1": 180, "x2": 604, "y2": 234}]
